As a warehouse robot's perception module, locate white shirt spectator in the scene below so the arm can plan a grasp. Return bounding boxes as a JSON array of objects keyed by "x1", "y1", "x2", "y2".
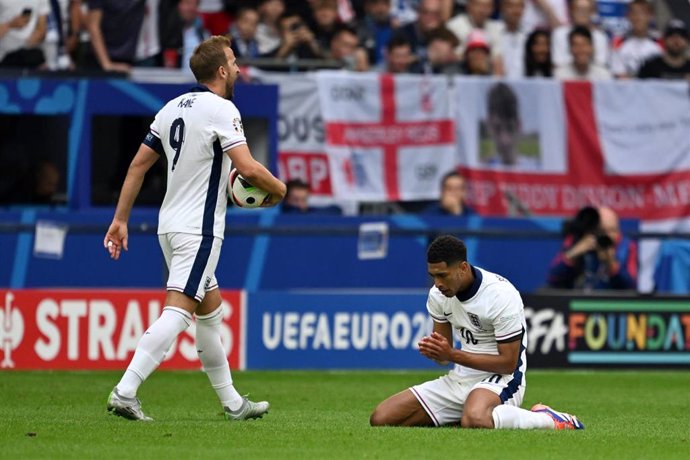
[
  {"x1": 499, "y1": 25, "x2": 527, "y2": 78},
  {"x1": 610, "y1": 34, "x2": 662, "y2": 77},
  {"x1": 447, "y1": 13, "x2": 503, "y2": 58},
  {"x1": 136, "y1": 0, "x2": 161, "y2": 62},
  {"x1": 552, "y1": 25, "x2": 610, "y2": 67},
  {"x1": 554, "y1": 62, "x2": 612, "y2": 80},
  {"x1": 521, "y1": 0, "x2": 567, "y2": 32},
  {"x1": 256, "y1": 22, "x2": 280, "y2": 55},
  {"x1": 0, "y1": 0, "x2": 50, "y2": 61}
]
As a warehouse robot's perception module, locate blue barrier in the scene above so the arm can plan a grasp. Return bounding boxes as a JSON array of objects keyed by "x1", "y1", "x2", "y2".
[{"x1": 0, "y1": 209, "x2": 639, "y2": 293}]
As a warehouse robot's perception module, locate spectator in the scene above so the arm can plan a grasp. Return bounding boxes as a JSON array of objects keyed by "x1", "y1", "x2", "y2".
[
  {"x1": 308, "y1": 0, "x2": 340, "y2": 54},
  {"x1": 281, "y1": 179, "x2": 342, "y2": 214},
  {"x1": 43, "y1": 0, "x2": 75, "y2": 70},
  {"x1": 30, "y1": 160, "x2": 62, "y2": 204},
  {"x1": 269, "y1": 11, "x2": 323, "y2": 60},
  {"x1": 135, "y1": 0, "x2": 161, "y2": 67},
  {"x1": 159, "y1": 0, "x2": 209, "y2": 71},
  {"x1": 329, "y1": 23, "x2": 368, "y2": 70},
  {"x1": 481, "y1": 82, "x2": 540, "y2": 168},
  {"x1": 0, "y1": 0, "x2": 49, "y2": 69},
  {"x1": 425, "y1": 27, "x2": 462, "y2": 74},
  {"x1": 524, "y1": 28, "x2": 552, "y2": 77},
  {"x1": 392, "y1": 0, "x2": 445, "y2": 68},
  {"x1": 554, "y1": 26, "x2": 611, "y2": 80},
  {"x1": 638, "y1": 18, "x2": 690, "y2": 80},
  {"x1": 547, "y1": 206, "x2": 637, "y2": 290},
  {"x1": 461, "y1": 29, "x2": 494, "y2": 75},
  {"x1": 520, "y1": 0, "x2": 567, "y2": 33},
  {"x1": 498, "y1": 0, "x2": 527, "y2": 78},
  {"x1": 423, "y1": 171, "x2": 476, "y2": 217},
  {"x1": 447, "y1": 0, "x2": 503, "y2": 72},
  {"x1": 83, "y1": 0, "x2": 145, "y2": 72},
  {"x1": 551, "y1": 0, "x2": 609, "y2": 69},
  {"x1": 229, "y1": 6, "x2": 261, "y2": 59},
  {"x1": 357, "y1": 0, "x2": 397, "y2": 66},
  {"x1": 610, "y1": 0, "x2": 662, "y2": 79},
  {"x1": 382, "y1": 35, "x2": 420, "y2": 73},
  {"x1": 255, "y1": 0, "x2": 284, "y2": 56}
]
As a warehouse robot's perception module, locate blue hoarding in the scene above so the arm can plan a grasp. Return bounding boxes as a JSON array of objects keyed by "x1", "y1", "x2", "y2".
[{"x1": 245, "y1": 291, "x2": 444, "y2": 369}]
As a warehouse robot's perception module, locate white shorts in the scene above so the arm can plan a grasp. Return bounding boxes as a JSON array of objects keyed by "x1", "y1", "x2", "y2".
[
  {"x1": 158, "y1": 233, "x2": 222, "y2": 302},
  {"x1": 410, "y1": 371, "x2": 526, "y2": 426}
]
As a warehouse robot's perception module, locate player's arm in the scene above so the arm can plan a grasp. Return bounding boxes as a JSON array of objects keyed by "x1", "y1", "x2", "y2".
[
  {"x1": 419, "y1": 331, "x2": 521, "y2": 375},
  {"x1": 226, "y1": 144, "x2": 286, "y2": 206},
  {"x1": 104, "y1": 144, "x2": 159, "y2": 259}
]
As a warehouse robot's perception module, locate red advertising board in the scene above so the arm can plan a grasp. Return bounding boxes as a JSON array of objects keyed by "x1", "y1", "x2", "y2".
[{"x1": 0, "y1": 289, "x2": 244, "y2": 370}]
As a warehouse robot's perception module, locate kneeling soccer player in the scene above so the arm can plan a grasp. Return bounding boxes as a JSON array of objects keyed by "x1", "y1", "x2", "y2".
[{"x1": 370, "y1": 235, "x2": 584, "y2": 430}]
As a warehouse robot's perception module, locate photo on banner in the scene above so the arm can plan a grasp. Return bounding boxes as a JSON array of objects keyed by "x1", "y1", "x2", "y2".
[{"x1": 455, "y1": 78, "x2": 566, "y2": 173}]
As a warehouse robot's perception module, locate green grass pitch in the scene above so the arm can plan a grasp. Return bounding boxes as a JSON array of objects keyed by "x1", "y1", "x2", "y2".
[{"x1": 1, "y1": 370, "x2": 689, "y2": 459}]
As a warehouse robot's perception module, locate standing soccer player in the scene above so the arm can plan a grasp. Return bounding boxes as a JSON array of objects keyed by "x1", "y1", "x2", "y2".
[
  {"x1": 370, "y1": 235, "x2": 585, "y2": 430},
  {"x1": 103, "y1": 35, "x2": 286, "y2": 422}
]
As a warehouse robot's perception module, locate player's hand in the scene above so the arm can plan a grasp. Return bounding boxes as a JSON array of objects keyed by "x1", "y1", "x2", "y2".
[
  {"x1": 418, "y1": 332, "x2": 453, "y2": 364},
  {"x1": 260, "y1": 194, "x2": 282, "y2": 207},
  {"x1": 104, "y1": 219, "x2": 129, "y2": 260}
]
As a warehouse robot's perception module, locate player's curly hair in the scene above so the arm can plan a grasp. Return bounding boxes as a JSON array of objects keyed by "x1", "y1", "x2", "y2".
[
  {"x1": 190, "y1": 35, "x2": 233, "y2": 84},
  {"x1": 427, "y1": 235, "x2": 467, "y2": 265}
]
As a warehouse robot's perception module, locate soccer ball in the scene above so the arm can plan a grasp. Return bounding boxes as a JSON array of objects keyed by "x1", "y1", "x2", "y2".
[{"x1": 228, "y1": 168, "x2": 269, "y2": 208}]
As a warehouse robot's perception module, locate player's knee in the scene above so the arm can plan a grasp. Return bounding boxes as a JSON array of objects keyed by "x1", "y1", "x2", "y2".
[
  {"x1": 461, "y1": 408, "x2": 493, "y2": 429},
  {"x1": 369, "y1": 408, "x2": 386, "y2": 426},
  {"x1": 370, "y1": 406, "x2": 393, "y2": 426}
]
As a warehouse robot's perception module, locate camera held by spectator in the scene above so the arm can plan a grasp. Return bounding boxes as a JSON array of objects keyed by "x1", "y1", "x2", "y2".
[{"x1": 561, "y1": 206, "x2": 614, "y2": 252}]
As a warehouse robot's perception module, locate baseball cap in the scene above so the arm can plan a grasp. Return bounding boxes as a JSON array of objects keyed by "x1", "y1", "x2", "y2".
[
  {"x1": 465, "y1": 30, "x2": 490, "y2": 54},
  {"x1": 664, "y1": 19, "x2": 689, "y2": 39}
]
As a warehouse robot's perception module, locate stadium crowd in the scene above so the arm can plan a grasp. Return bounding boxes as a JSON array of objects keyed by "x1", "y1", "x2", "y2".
[{"x1": 1, "y1": 0, "x2": 690, "y2": 80}]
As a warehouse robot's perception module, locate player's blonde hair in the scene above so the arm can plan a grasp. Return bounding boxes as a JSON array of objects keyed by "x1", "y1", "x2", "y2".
[{"x1": 190, "y1": 35, "x2": 233, "y2": 84}]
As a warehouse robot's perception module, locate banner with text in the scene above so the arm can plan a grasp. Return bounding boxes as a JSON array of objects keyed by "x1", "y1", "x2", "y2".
[
  {"x1": 458, "y1": 79, "x2": 690, "y2": 220},
  {"x1": 523, "y1": 294, "x2": 690, "y2": 367},
  {"x1": 246, "y1": 291, "x2": 438, "y2": 369},
  {"x1": 0, "y1": 290, "x2": 244, "y2": 370}
]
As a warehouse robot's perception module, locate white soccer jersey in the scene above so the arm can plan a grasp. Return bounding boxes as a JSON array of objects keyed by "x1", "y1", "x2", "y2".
[
  {"x1": 426, "y1": 266, "x2": 527, "y2": 381},
  {"x1": 144, "y1": 86, "x2": 247, "y2": 239}
]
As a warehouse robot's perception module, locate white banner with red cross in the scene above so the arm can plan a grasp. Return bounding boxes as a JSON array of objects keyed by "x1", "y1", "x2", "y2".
[
  {"x1": 454, "y1": 78, "x2": 690, "y2": 220},
  {"x1": 316, "y1": 72, "x2": 458, "y2": 202}
]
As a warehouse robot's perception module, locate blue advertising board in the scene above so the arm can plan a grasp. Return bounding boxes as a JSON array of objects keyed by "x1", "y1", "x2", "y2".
[{"x1": 245, "y1": 291, "x2": 443, "y2": 370}]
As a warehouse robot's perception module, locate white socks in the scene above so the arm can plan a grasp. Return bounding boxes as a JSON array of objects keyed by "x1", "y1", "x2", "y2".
[
  {"x1": 492, "y1": 405, "x2": 555, "y2": 430},
  {"x1": 196, "y1": 306, "x2": 243, "y2": 411},
  {"x1": 117, "y1": 306, "x2": 192, "y2": 398}
]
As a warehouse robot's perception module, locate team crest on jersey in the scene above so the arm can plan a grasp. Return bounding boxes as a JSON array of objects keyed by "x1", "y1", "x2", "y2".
[
  {"x1": 468, "y1": 313, "x2": 485, "y2": 331},
  {"x1": 232, "y1": 117, "x2": 243, "y2": 133}
]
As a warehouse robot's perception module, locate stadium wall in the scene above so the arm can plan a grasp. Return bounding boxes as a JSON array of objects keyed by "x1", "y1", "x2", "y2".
[{"x1": 1, "y1": 210, "x2": 641, "y2": 293}]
